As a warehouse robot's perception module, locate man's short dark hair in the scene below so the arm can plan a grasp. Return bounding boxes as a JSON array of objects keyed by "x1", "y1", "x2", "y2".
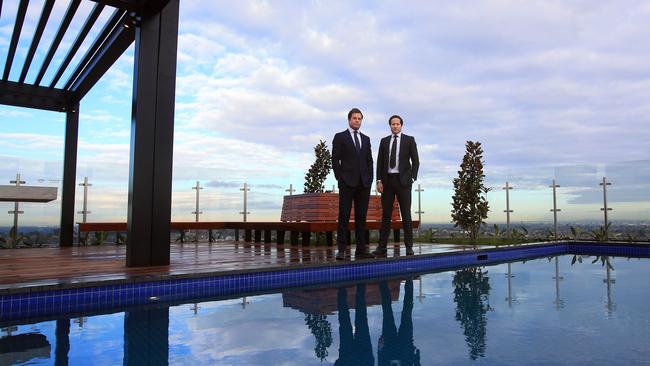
[
  {"x1": 348, "y1": 108, "x2": 363, "y2": 120},
  {"x1": 389, "y1": 115, "x2": 403, "y2": 125}
]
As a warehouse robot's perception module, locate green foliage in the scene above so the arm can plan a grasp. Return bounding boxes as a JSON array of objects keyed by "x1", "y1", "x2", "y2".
[
  {"x1": 93, "y1": 231, "x2": 108, "y2": 245},
  {"x1": 511, "y1": 226, "x2": 528, "y2": 240},
  {"x1": 544, "y1": 229, "x2": 555, "y2": 241},
  {"x1": 451, "y1": 141, "x2": 490, "y2": 244},
  {"x1": 571, "y1": 254, "x2": 614, "y2": 270},
  {"x1": 9, "y1": 226, "x2": 18, "y2": 248},
  {"x1": 488, "y1": 224, "x2": 502, "y2": 238},
  {"x1": 591, "y1": 223, "x2": 611, "y2": 242},
  {"x1": 79, "y1": 232, "x2": 89, "y2": 246},
  {"x1": 22, "y1": 233, "x2": 46, "y2": 248},
  {"x1": 304, "y1": 140, "x2": 332, "y2": 193},
  {"x1": 570, "y1": 226, "x2": 584, "y2": 241},
  {"x1": 416, "y1": 228, "x2": 433, "y2": 243},
  {"x1": 570, "y1": 254, "x2": 583, "y2": 265},
  {"x1": 175, "y1": 229, "x2": 187, "y2": 243},
  {"x1": 304, "y1": 312, "x2": 333, "y2": 361},
  {"x1": 452, "y1": 267, "x2": 491, "y2": 360},
  {"x1": 591, "y1": 255, "x2": 614, "y2": 270}
]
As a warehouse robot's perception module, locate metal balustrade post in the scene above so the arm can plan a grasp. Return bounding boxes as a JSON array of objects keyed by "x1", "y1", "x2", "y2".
[
  {"x1": 506, "y1": 263, "x2": 514, "y2": 307},
  {"x1": 549, "y1": 179, "x2": 561, "y2": 241},
  {"x1": 240, "y1": 182, "x2": 250, "y2": 222},
  {"x1": 416, "y1": 276, "x2": 426, "y2": 303},
  {"x1": 192, "y1": 181, "x2": 203, "y2": 222},
  {"x1": 553, "y1": 257, "x2": 564, "y2": 309},
  {"x1": 502, "y1": 182, "x2": 513, "y2": 239},
  {"x1": 600, "y1": 177, "x2": 612, "y2": 241},
  {"x1": 285, "y1": 184, "x2": 295, "y2": 195},
  {"x1": 8, "y1": 174, "x2": 25, "y2": 247},
  {"x1": 78, "y1": 177, "x2": 92, "y2": 223},
  {"x1": 415, "y1": 184, "x2": 424, "y2": 229}
]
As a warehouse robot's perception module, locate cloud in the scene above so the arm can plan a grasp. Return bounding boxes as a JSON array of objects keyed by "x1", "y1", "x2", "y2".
[
  {"x1": 205, "y1": 180, "x2": 241, "y2": 188},
  {"x1": 2, "y1": 0, "x2": 650, "y2": 223}
]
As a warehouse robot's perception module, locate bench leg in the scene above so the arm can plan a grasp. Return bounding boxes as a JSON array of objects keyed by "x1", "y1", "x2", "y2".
[
  {"x1": 245, "y1": 229, "x2": 252, "y2": 242},
  {"x1": 301, "y1": 232, "x2": 311, "y2": 246},
  {"x1": 326, "y1": 231, "x2": 333, "y2": 246},
  {"x1": 209, "y1": 229, "x2": 215, "y2": 243},
  {"x1": 235, "y1": 229, "x2": 239, "y2": 242},
  {"x1": 264, "y1": 230, "x2": 272, "y2": 243},
  {"x1": 290, "y1": 231, "x2": 300, "y2": 245},
  {"x1": 393, "y1": 229, "x2": 400, "y2": 243},
  {"x1": 276, "y1": 231, "x2": 285, "y2": 245},
  {"x1": 254, "y1": 230, "x2": 262, "y2": 243},
  {"x1": 301, "y1": 247, "x2": 312, "y2": 263}
]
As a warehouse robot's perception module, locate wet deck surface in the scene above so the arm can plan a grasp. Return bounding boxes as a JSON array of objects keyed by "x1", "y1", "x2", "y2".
[{"x1": 0, "y1": 241, "x2": 483, "y2": 292}]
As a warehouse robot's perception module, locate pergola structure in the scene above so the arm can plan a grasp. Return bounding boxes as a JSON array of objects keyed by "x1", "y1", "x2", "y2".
[{"x1": 0, "y1": 0, "x2": 180, "y2": 267}]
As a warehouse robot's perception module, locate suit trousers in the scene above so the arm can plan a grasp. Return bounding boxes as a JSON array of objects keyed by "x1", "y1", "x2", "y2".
[
  {"x1": 337, "y1": 179, "x2": 371, "y2": 253},
  {"x1": 379, "y1": 174, "x2": 413, "y2": 247}
]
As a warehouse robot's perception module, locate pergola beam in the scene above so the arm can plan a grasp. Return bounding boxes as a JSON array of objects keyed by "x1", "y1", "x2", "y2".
[
  {"x1": 64, "y1": 8, "x2": 127, "y2": 91},
  {"x1": 49, "y1": 3, "x2": 105, "y2": 88},
  {"x1": 2, "y1": 0, "x2": 29, "y2": 81},
  {"x1": 34, "y1": 0, "x2": 82, "y2": 86},
  {"x1": 19, "y1": 0, "x2": 55, "y2": 83},
  {"x1": 69, "y1": 13, "x2": 135, "y2": 101},
  {"x1": 0, "y1": 80, "x2": 71, "y2": 111}
]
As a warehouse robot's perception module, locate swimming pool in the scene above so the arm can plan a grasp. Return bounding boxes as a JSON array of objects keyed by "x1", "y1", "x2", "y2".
[{"x1": 1, "y1": 251, "x2": 648, "y2": 365}]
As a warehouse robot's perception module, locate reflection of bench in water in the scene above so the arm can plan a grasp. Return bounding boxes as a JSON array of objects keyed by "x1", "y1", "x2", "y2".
[
  {"x1": 78, "y1": 192, "x2": 418, "y2": 245},
  {"x1": 0, "y1": 332, "x2": 51, "y2": 365},
  {"x1": 282, "y1": 279, "x2": 401, "y2": 315}
]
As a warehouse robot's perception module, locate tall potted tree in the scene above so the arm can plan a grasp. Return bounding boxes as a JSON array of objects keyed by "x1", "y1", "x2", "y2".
[
  {"x1": 281, "y1": 140, "x2": 337, "y2": 222},
  {"x1": 451, "y1": 141, "x2": 490, "y2": 244},
  {"x1": 304, "y1": 140, "x2": 332, "y2": 194}
]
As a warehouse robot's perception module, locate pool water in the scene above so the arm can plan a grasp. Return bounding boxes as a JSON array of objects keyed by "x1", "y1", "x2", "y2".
[{"x1": 1, "y1": 254, "x2": 649, "y2": 365}]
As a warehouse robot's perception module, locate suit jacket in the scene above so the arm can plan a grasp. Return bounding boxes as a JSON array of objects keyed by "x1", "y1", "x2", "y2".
[
  {"x1": 376, "y1": 133, "x2": 419, "y2": 186},
  {"x1": 332, "y1": 129, "x2": 374, "y2": 188}
]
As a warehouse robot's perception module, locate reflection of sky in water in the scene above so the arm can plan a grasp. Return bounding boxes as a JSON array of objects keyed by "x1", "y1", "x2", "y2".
[{"x1": 3, "y1": 256, "x2": 649, "y2": 365}]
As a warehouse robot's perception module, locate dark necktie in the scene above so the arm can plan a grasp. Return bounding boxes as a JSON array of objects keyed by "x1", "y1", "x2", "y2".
[
  {"x1": 354, "y1": 130, "x2": 361, "y2": 153},
  {"x1": 389, "y1": 135, "x2": 398, "y2": 169}
]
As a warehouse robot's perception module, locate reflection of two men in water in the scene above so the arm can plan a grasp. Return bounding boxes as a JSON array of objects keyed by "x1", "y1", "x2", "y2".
[{"x1": 335, "y1": 279, "x2": 420, "y2": 366}]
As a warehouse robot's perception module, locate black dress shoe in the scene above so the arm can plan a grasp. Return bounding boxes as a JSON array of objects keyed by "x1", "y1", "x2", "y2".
[
  {"x1": 355, "y1": 251, "x2": 374, "y2": 260},
  {"x1": 336, "y1": 251, "x2": 346, "y2": 260},
  {"x1": 406, "y1": 248, "x2": 415, "y2": 256},
  {"x1": 372, "y1": 247, "x2": 387, "y2": 256}
]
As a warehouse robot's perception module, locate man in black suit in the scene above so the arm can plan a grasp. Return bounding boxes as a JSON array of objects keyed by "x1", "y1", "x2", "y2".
[
  {"x1": 374, "y1": 115, "x2": 419, "y2": 256},
  {"x1": 332, "y1": 108, "x2": 374, "y2": 260},
  {"x1": 377, "y1": 279, "x2": 420, "y2": 365},
  {"x1": 335, "y1": 284, "x2": 374, "y2": 365}
]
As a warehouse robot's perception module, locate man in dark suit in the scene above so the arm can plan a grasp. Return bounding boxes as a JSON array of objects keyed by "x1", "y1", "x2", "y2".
[
  {"x1": 332, "y1": 108, "x2": 374, "y2": 260},
  {"x1": 374, "y1": 115, "x2": 419, "y2": 256},
  {"x1": 335, "y1": 284, "x2": 374, "y2": 365},
  {"x1": 377, "y1": 278, "x2": 420, "y2": 365}
]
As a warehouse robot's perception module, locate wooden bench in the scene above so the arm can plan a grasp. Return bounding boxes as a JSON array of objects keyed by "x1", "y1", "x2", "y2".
[
  {"x1": 78, "y1": 192, "x2": 419, "y2": 246},
  {"x1": 276, "y1": 192, "x2": 417, "y2": 245}
]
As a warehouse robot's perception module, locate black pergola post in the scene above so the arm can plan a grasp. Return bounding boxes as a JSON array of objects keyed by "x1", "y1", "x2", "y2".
[
  {"x1": 126, "y1": 0, "x2": 179, "y2": 267},
  {"x1": 124, "y1": 308, "x2": 170, "y2": 366},
  {"x1": 60, "y1": 104, "x2": 79, "y2": 247}
]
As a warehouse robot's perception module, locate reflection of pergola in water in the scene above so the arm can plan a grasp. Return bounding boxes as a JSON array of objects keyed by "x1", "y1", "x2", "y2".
[{"x1": 0, "y1": 0, "x2": 179, "y2": 266}]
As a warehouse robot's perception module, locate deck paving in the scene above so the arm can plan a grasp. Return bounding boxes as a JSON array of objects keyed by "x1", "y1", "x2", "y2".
[{"x1": 0, "y1": 241, "x2": 485, "y2": 293}]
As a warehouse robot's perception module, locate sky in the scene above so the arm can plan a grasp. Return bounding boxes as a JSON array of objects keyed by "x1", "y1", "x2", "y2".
[{"x1": 1, "y1": 0, "x2": 650, "y2": 225}]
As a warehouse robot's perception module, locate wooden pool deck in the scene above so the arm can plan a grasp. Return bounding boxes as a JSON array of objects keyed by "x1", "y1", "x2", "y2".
[{"x1": 0, "y1": 241, "x2": 481, "y2": 293}]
